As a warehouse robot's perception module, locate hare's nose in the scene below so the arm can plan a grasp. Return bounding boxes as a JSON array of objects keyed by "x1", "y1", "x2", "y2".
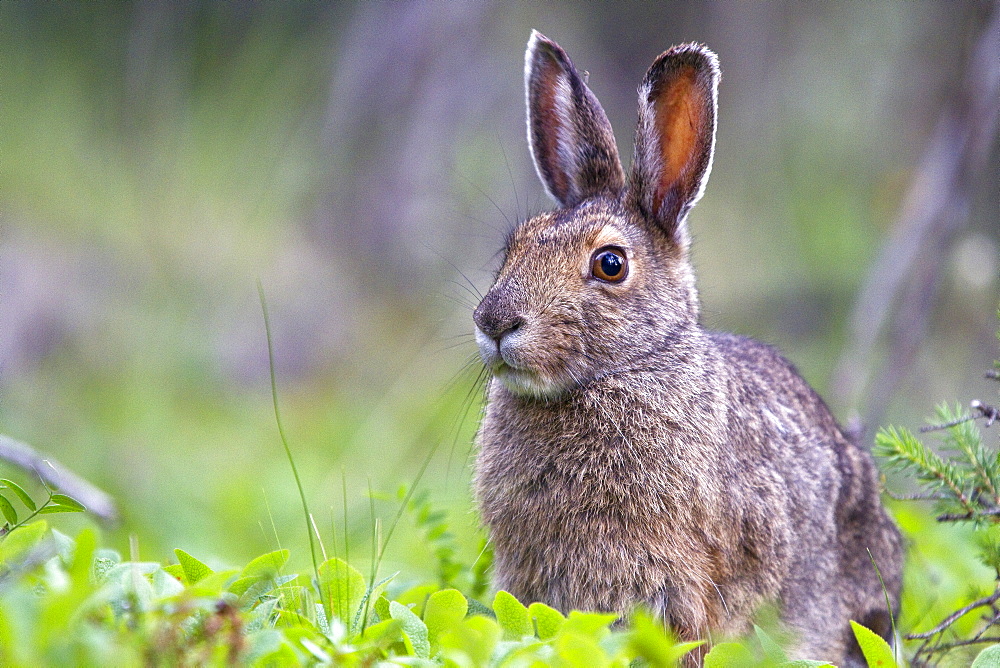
[
  {"x1": 474, "y1": 310, "x2": 524, "y2": 343},
  {"x1": 473, "y1": 292, "x2": 525, "y2": 343}
]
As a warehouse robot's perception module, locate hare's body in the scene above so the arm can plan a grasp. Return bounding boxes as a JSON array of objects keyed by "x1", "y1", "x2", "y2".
[
  {"x1": 473, "y1": 33, "x2": 902, "y2": 665},
  {"x1": 477, "y1": 324, "x2": 899, "y2": 657}
]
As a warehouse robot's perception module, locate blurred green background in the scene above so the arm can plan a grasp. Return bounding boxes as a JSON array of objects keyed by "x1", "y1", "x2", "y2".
[{"x1": 0, "y1": 0, "x2": 997, "y2": 636}]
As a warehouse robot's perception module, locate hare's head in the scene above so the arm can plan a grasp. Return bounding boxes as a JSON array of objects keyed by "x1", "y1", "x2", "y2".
[{"x1": 474, "y1": 32, "x2": 719, "y2": 398}]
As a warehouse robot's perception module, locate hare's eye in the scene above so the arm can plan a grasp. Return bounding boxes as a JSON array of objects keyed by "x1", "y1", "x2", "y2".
[{"x1": 591, "y1": 247, "x2": 628, "y2": 282}]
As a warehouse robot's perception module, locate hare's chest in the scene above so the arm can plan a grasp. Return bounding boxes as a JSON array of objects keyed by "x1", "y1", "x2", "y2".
[{"x1": 476, "y1": 423, "x2": 670, "y2": 521}]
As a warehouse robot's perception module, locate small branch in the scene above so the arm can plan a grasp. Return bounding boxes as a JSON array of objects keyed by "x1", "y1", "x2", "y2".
[
  {"x1": 971, "y1": 400, "x2": 999, "y2": 428},
  {"x1": 937, "y1": 507, "x2": 1000, "y2": 522},
  {"x1": 920, "y1": 414, "x2": 976, "y2": 433},
  {"x1": 906, "y1": 587, "x2": 1000, "y2": 639},
  {"x1": 884, "y1": 489, "x2": 948, "y2": 502},
  {"x1": 0, "y1": 435, "x2": 118, "y2": 524},
  {"x1": 918, "y1": 636, "x2": 1000, "y2": 654}
]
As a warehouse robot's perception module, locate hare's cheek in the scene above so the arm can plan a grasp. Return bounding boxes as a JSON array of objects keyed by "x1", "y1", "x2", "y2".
[{"x1": 498, "y1": 329, "x2": 532, "y2": 368}]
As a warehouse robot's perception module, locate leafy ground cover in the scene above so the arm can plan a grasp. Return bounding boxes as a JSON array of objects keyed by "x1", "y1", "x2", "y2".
[
  {"x1": 0, "y1": 318, "x2": 997, "y2": 667},
  {"x1": 0, "y1": 513, "x2": 878, "y2": 667}
]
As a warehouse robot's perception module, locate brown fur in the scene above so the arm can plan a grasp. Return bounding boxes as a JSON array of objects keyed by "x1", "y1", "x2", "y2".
[{"x1": 472, "y1": 32, "x2": 903, "y2": 666}]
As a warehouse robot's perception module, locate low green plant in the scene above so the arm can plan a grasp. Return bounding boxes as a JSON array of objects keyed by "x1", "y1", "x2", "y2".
[
  {"x1": 875, "y1": 310, "x2": 1000, "y2": 666},
  {"x1": 0, "y1": 477, "x2": 85, "y2": 537},
  {"x1": 0, "y1": 516, "x2": 711, "y2": 666}
]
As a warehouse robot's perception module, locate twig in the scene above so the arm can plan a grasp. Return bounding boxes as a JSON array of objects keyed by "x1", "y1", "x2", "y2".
[
  {"x1": 884, "y1": 489, "x2": 948, "y2": 502},
  {"x1": 0, "y1": 434, "x2": 118, "y2": 524},
  {"x1": 918, "y1": 636, "x2": 1000, "y2": 654},
  {"x1": 937, "y1": 507, "x2": 1000, "y2": 523},
  {"x1": 920, "y1": 400, "x2": 1000, "y2": 433},
  {"x1": 920, "y1": 415, "x2": 977, "y2": 433},
  {"x1": 971, "y1": 400, "x2": 999, "y2": 428},
  {"x1": 906, "y1": 587, "x2": 1000, "y2": 639}
]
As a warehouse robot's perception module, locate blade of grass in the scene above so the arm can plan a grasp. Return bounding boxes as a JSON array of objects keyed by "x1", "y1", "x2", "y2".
[
  {"x1": 868, "y1": 547, "x2": 898, "y2": 660},
  {"x1": 258, "y1": 281, "x2": 322, "y2": 611},
  {"x1": 359, "y1": 443, "x2": 438, "y2": 635},
  {"x1": 342, "y1": 468, "x2": 349, "y2": 568}
]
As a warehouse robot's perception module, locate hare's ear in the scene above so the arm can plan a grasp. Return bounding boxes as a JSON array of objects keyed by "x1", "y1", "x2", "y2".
[
  {"x1": 629, "y1": 44, "x2": 719, "y2": 245},
  {"x1": 525, "y1": 31, "x2": 625, "y2": 208}
]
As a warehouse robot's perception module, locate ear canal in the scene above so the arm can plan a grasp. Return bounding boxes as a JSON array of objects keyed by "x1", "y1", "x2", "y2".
[
  {"x1": 629, "y1": 43, "x2": 719, "y2": 245},
  {"x1": 525, "y1": 30, "x2": 625, "y2": 208}
]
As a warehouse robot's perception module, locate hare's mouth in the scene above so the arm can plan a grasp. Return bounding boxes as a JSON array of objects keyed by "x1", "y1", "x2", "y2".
[
  {"x1": 492, "y1": 364, "x2": 572, "y2": 399},
  {"x1": 474, "y1": 323, "x2": 575, "y2": 398}
]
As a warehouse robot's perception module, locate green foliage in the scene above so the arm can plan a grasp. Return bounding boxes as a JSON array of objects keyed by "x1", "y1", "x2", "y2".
[
  {"x1": 700, "y1": 625, "x2": 833, "y2": 668},
  {"x1": 877, "y1": 403, "x2": 999, "y2": 523},
  {"x1": 0, "y1": 477, "x2": 86, "y2": 538},
  {"x1": 405, "y1": 487, "x2": 492, "y2": 598},
  {"x1": 876, "y1": 312, "x2": 1000, "y2": 664},
  {"x1": 850, "y1": 620, "x2": 897, "y2": 668},
  {"x1": 0, "y1": 519, "x2": 716, "y2": 667},
  {"x1": 973, "y1": 644, "x2": 1000, "y2": 668}
]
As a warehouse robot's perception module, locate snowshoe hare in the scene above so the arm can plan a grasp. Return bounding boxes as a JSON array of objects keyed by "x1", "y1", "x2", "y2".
[{"x1": 472, "y1": 31, "x2": 903, "y2": 665}]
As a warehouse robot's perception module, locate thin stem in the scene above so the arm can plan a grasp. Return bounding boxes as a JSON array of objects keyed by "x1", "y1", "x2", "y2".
[
  {"x1": 868, "y1": 548, "x2": 897, "y2": 657},
  {"x1": 258, "y1": 282, "x2": 322, "y2": 609},
  {"x1": 906, "y1": 586, "x2": 1000, "y2": 639}
]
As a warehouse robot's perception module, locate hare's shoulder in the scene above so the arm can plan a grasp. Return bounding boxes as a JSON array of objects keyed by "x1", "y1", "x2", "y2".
[
  {"x1": 705, "y1": 331, "x2": 829, "y2": 407},
  {"x1": 704, "y1": 328, "x2": 848, "y2": 450},
  {"x1": 704, "y1": 330, "x2": 797, "y2": 375}
]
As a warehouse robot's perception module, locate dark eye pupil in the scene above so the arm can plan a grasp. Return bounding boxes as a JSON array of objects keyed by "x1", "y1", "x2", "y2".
[{"x1": 600, "y1": 252, "x2": 622, "y2": 277}]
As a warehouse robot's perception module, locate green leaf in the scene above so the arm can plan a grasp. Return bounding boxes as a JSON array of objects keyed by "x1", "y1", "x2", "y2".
[
  {"x1": 353, "y1": 572, "x2": 396, "y2": 632},
  {"x1": 228, "y1": 575, "x2": 262, "y2": 598},
  {"x1": 0, "y1": 519, "x2": 47, "y2": 564},
  {"x1": 704, "y1": 642, "x2": 756, "y2": 667},
  {"x1": 561, "y1": 610, "x2": 618, "y2": 637},
  {"x1": 360, "y1": 617, "x2": 402, "y2": 646},
  {"x1": 317, "y1": 557, "x2": 366, "y2": 633},
  {"x1": 756, "y1": 624, "x2": 789, "y2": 663},
  {"x1": 245, "y1": 597, "x2": 280, "y2": 633},
  {"x1": 49, "y1": 494, "x2": 86, "y2": 512},
  {"x1": 424, "y1": 588, "x2": 468, "y2": 652},
  {"x1": 493, "y1": 590, "x2": 532, "y2": 640},
  {"x1": 274, "y1": 609, "x2": 318, "y2": 631},
  {"x1": 390, "y1": 600, "x2": 430, "y2": 659},
  {"x1": 37, "y1": 503, "x2": 85, "y2": 515},
  {"x1": 0, "y1": 494, "x2": 17, "y2": 525},
  {"x1": 628, "y1": 612, "x2": 702, "y2": 665},
  {"x1": 850, "y1": 620, "x2": 897, "y2": 668},
  {"x1": 973, "y1": 644, "x2": 1000, "y2": 668},
  {"x1": 274, "y1": 584, "x2": 309, "y2": 615},
  {"x1": 162, "y1": 563, "x2": 185, "y2": 581},
  {"x1": 151, "y1": 567, "x2": 185, "y2": 598},
  {"x1": 0, "y1": 479, "x2": 36, "y2": 512},
  {"x1": 234, "y1": 576, "x2": 279, "y2": 610},
  {"x1": 439, "y1": 615, "x2": 501, "y2": 666},
  {"x1": 374, "y1": 595, "x2": 391, "y2": 622},
  {"x1": 187, "y1": 569, "x2": 240, "y2": 595},
  {"x1": 555, "y1": 629, "x2": 608, "y2": 667},
  {"x1": 174, "y1": 548, "x2": 214, "y2": 584},
  {"x1": 528, "y1": 601, "x2": 565, "y2": 640},
  {"x1": 466, "y1": 597, "x2": 495, "y2": 618},
  {"x1": 241, "y1": 549, "x2": 289, "y2": 578},
  {"x1": 396, "y1": 583, "x2": 437, "y2": 609}
]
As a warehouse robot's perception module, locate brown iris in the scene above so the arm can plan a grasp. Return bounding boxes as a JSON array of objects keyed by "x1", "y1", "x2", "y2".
[{"x1": 590, "y1": 246, "x2": 628, "y2": 282}]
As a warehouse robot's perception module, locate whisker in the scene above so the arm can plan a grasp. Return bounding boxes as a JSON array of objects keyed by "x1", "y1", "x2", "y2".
[{"x1": 498, "y1": 135, "x2": 521, "y2": 222}]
